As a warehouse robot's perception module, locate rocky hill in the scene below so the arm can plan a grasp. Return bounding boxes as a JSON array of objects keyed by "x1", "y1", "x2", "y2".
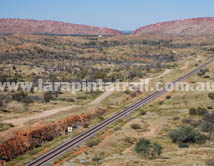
[
  {"x1": 134, "y1": 17, "x2": 214, "y2": 36},
  {"x1": 0, "y1": 18, "x2": 121, "y2": 35}
]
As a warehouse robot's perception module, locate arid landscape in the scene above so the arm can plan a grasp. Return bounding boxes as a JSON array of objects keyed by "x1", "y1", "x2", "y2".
[{"x1": 0, "y1": 6, "x2": 214, "y2": 165}]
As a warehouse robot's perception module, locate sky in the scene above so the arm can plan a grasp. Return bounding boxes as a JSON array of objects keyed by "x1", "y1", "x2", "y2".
[{"x1": 0, "y1": 0, "x2": 214, "y2": 30}]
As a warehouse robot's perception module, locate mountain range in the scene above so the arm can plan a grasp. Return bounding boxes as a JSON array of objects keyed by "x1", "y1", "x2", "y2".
[
  {"x1": 1, "y1": 17, "x2": 214, "y2": 36},
  {"x1": 0, "y1": 18, "x2": 121, "y2": 36},
  {"x1": 134, "y1": 17, "x2": 214, "y2": 36}
]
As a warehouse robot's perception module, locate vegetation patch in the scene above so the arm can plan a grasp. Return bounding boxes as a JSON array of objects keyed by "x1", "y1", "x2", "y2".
[
  {"x1": 134, "y1": 138, "x2": 163, "y2": 159},
  {"x1": 169, "y1": 126, "x2": 206, "y2": 144}
]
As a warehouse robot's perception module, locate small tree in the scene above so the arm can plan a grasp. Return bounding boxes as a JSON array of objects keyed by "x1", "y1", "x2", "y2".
[
  {"x1": 135, "y1": 138, "x2": 163, "y2": 159},
  {"x1": 135, "y1": 138, "x2": 150, "y2": 158}
]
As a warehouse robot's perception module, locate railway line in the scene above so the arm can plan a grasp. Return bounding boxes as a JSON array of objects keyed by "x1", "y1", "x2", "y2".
[{"x1": 27, "y1": 59, "x2": 214, "y2": 166}]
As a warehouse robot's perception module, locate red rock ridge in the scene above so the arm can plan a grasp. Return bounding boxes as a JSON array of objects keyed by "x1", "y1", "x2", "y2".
[
  {"x1": 134, "y1": 17, "x2": 214, "y2": 36},
  {"x1": 0, "y1": 108, "x2": 107, "y2": 163},
  {"x1": 0, "y1": 18, "x2": 121, "y2": 36}
]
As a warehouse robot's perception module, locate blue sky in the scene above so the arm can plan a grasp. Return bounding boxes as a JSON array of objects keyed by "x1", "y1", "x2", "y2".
[{"x1": 0, "y1": 0, "x2": 213, "y2": 30}]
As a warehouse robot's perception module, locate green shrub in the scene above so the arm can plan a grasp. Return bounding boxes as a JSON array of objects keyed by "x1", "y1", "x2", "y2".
[
  {"x1": 178, "y1": 144, "x2": 189, "y2": 148},
  {"x1": 130, "y1": 92, "x2": 137, "y2": 97},
  {"x1": 182, "y1": 119, "x2": 192, "y2": 124},
  {"x1": 76, "y1": 96, "x2": 87, "y2": 100},
  {"x1": 135, "y1": 138, "x2": 163, "y2": 159},
  {"x1": 92, "y1": 156, "x2": 101, "y2": 162},
  {"x1": 12, "y1": 91, "x2": 27, "y2": 102},
  {"x1": 123, "y1": 136, "x2": 136, "y2": 144},
  {"x1": 173, "y1": 117, "x2": 180, "y2": 120},
  {"x1": 139, "y1": 110, "x2": 147, "y2": 116},
  {"x1": 207, "y1": 106, "x2": 213, "y2": 109},
  {"x1": 113, "y1": 127, "x2": 121, "y2": 131},
  {"x1": 67, "y1": 98, "x2": 75, "y2": 102},
  {"x1": 124, "y1": 90, "x2": 130, "y2": 94},
  {"x1": 191, "y1": 120, "x2": 201, "y2": 128},
  {"x1": 189, "y1": 108, "x2": 197, "y2": 116},
  {"x1": 130, "y1": 123, "x2": 141, "y2": 129},
  {"x1": 188, "y1": 107, "x2": 207, "y2": 116},
  {"x1": 159, "y1": 101, "x2": 164, "y2": 105},
  {"x1": 204, "y1": 75, "x2": 210, "y2": 78},
  {"x1": 87, "y1": 139, "x2": 101, "y2": 147},
  {"x1": 0, "y1": 101, "x2": 3, "y2": 108},
  {"x1": 208, "y1": 93, "x2": 214, "y2": 99},
  {"x1": 197, "y1": 107, "x2": 207, "y2": 116},
  {"x1": 169, "y1": 126, "x2": 206, "y2": 144},
  {"x1": 83, "y1": 123, "x2": 89, "y2": 128},
  {"x1": 43, "y1": 92, "x2": 53, "y2": 103}
]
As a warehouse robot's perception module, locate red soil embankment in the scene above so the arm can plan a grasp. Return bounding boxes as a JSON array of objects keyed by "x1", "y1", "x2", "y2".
[{"x1": 0, "y1": 108, "x2": 107, "y2": 163}]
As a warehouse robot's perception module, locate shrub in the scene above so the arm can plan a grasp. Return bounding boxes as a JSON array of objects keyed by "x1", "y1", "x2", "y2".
[
  {"x1": 139, "y1": 110, "x2": 147, "y2": 116},
  {"x1": 200, "y1": 112, "x2": 214, "y2": 140},
  {"x1": 207, "y1": 106, "x2": 213, "y2": 109},
  {"x1": 197, "y1": 69, "x2": 207, "y2": 76},
  {"x1": 182, "y1": 119, "x2": 192, "y2": 124},
  {"x1": 188, "y1": 107, "x2": 207, "y2": 116},
  {"x1": 123, "y1": 136, "x2": 136, "y2": 144},
  {"x1": 0, "y1": 101, "x2": 4, "y2": 110},
  {"x1": 130, "y1": 92, "x2": 137, "y2": 97},
  {"x1": 98, "y1": 116, "x2": 104, "y2": 120},
  {"x1": 169, "y1": 126, "x2": 206, "y2": 144},
  {"x1": 208, "y1": 93, "x2": 214, "y2": 99},
  {"x1": 189, "y1": 108, "x2": 197, "y2": 116},
  {"x1": 113, "y1": 127, "x2": 121, "y2": 131},
  {"x1": 135, "y1": 138, "x2": 163, "y2": 159},
  {"x1": 23, "y1": 98, "x2": 34, "y2": 111},
  {"x1": 124, "y1": 90, "x2": 130, "y2": 94},
  {"x1": 191, "y1": 120, "x2": 201, "y2": 128},
  {"x1": 67, "y1": 98, "x2": 75, "y2": 102},
  {"x1": 173, "y1": 117, "x2": 180, "y2": 120},
  {"x1": 43, "y1": 92, "x2": 53, "y2": 103},
  {"x1": 197, "y1": 107, "x2": 207, "y2": 116},
  {"x1": 83, "y1": 123, "x2": 89, "y2": 128},
  {"x1": 159, "y1": 101, "x2": 164, "y2": 105},
  {"x1": 130, "y1": 123, "x2": 141, "y2": 129},
  {"x1": 92, "y1": 156, "x2": 101, "y2": 162},
  {"x1": 178, "y1": 144, "x2": 189, "y2": 148},
  {"x1": 12, "y1": 91, "x2": 27, "y2": 102},
  {"x1": 204, "y1": 75, "x2": 210, "y2": 78},
  {"x1": 76, "y1": 96, "x2": 87, "y2": 100},
  {"x1": 87, "y1": 139, "x2": 101, "y2": 147}
]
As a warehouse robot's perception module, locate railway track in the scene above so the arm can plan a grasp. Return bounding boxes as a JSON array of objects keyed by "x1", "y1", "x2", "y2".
[{"x1": 27, "y1": 59, "x2": 214, "y2": 166}]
